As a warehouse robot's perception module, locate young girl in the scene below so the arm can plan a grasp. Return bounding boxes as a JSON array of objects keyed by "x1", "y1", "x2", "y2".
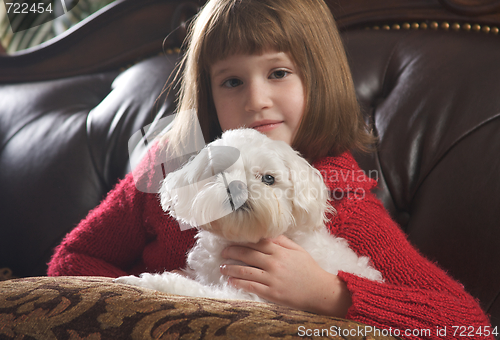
[{"x1": 48, "y1": 0, "x2": 493, "y2": 336}]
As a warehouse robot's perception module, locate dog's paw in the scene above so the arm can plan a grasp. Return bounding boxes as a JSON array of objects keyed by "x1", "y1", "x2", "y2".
[
  {"x1": 113, "y1": 275, "x2": 144, "y2": 287},
  {"x1": 114, "y1": 272, "x2": 183, "y2": 292}
]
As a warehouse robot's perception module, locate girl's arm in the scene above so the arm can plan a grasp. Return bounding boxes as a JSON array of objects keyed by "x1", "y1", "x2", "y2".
[
  {"x1": 48, "y1": 143, "x2": 169, "y2": 277},
  {"x1": 331, "y1": 192, "x2": 493, "y2": 337},
  {"x1": 47, "y1": 173, "x2": 151, "y2": 277}
]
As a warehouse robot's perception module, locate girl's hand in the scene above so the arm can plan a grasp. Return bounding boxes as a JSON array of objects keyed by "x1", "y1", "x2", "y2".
[{"x1": 220, "y1": 235, "x2": 352, "y2": 317}]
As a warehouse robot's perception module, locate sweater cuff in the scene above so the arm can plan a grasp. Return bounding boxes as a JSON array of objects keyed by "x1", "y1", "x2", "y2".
[
  {"x1": 338, "y1": 271, "x2": 396, "y2": 326},
  {"x1": 337, "y1": 271, "x2": 492, "y2": 332},
  {"x1": 47, "y1": 250, "x2": 127, "y2": 278}
]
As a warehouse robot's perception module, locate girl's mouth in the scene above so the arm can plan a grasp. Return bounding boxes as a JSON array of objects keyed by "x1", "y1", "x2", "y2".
[{"x1": 249, "y1": 120, "x2": 283, "y2": 132}]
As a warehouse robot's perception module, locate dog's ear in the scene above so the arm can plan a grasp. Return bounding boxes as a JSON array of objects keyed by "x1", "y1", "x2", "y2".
[
  {"x1": 159, "y1": 170, "x2": 204, "y2": 230},
  {"x1": 159, "y1": 173, "x2": 175, "y2": 212},
  {"x1": 272, "y1": 141, "x2": 332, "y2": 229}
]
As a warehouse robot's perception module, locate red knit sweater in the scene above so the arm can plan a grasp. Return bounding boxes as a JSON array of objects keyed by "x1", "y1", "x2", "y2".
[{"x1": 47, "y1": 149, "x2": 493, "y2": 339}]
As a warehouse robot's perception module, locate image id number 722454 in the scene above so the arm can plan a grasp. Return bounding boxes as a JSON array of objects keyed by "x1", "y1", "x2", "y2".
[{"x1": 5, "y1": 2, "x2": 53, "y2": 14}]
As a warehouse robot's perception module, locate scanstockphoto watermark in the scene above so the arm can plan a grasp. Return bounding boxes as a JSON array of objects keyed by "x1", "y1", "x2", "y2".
[
  {"x1": 298, "y1": 325, "x2": 499, "y2": 338},
  {"x1": 3, "y1": 0, "x2": 79, "y2": 33},
  {"x1": 318, "y1": 168, "x2": 379, "y2": 185},
  {"x1": 321, "y1": 168, "x2": 379, "y2": 200},
  {"x1": 247, "y1": 167, "x2": 379, "y2": 202},
  {"x1": 292, "y1": 168, "x2": 380, "y2": 201},
  {"x1": 298, "y1": 325, "x2": 433, "y2": 338}
]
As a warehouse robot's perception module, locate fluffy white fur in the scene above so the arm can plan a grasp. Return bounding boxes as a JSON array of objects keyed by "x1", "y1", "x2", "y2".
[{"x1": 115, "y1": 129, "x2": 383, "y2": 301}]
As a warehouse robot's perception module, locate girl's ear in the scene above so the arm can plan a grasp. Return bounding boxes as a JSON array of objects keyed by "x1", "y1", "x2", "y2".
[{"x1": 272, "y1": 141, "x2": 333, "y2": 229}]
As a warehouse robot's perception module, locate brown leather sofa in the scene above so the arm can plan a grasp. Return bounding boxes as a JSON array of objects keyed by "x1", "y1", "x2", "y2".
[{"x1": 1, "y1": 0, "x2": 499, "y2": 337}]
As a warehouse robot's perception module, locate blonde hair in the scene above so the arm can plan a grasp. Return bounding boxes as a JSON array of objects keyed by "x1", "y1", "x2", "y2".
[{"x1": 162, "y1": 0, "x2": 374, "y2": 162}]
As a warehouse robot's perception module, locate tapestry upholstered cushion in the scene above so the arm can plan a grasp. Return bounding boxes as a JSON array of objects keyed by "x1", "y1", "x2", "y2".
[{"x1": 0, "y1": 276, "x2": 399, "y2": 339}]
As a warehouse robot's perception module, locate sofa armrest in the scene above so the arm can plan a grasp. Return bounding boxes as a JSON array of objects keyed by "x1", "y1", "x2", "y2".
[{"x1": 0, "y1": 276, "x2": 399, "y2": 339}]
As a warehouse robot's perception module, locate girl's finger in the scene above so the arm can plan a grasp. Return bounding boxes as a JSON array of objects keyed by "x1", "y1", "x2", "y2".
[
  {"x1": 221, "y1": 244, "x2": 270, "y2": 268},
  {"x1": 270, "y1": 235, "x2": 302, "y2": 250},
  {"x1": 227, "y1": 276, "x2": 271, "y2": 298},
  {"x1": 239, "y1": 237, "x2": 276, "y2": 254},
  {"x1": 220, "y1": 263, "x2": 270, "y2": 285}
]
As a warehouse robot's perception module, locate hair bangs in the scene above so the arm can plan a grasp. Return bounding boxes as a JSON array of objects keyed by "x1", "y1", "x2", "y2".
[{"x1": 200, "y1": 0, "x2": 292, "y2": 69}]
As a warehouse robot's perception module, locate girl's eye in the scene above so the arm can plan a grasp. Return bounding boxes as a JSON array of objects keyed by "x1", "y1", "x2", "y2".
[
  {"x1": 262, "y1": 174, "x2": 275, "y2": 185},
  {"x1": 270, "y1": 70, "x2": 289, "y2": 79},
  {"x1": 222, "y1": 78, "x2": 242, "y2": 88}
]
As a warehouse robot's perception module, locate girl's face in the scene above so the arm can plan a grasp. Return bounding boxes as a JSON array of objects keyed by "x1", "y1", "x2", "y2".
[{"x1": 210, "y1": 51, "x2": 305, "y2": 145}]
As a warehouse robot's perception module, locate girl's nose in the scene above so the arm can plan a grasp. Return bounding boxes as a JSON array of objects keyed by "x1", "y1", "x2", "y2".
[{"x1": 244, "y1": 81, "x2": 273, "y2": 113}]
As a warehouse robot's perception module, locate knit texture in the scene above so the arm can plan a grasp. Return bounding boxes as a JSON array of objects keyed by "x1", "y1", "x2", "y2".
[{"x1": 47, "y1": 148, "x2": 493, "y2": 339}]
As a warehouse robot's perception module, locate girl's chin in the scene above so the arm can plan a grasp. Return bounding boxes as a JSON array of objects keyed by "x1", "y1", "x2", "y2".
[{"x1": 258, "y1": 129, "x2": 292, "y2": 145}]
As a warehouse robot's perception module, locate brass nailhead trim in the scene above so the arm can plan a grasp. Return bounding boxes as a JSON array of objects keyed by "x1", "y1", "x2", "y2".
[
  {"x1": 164, "y1": 47, "x2": 181, "y2": 54},
  {"x1": 0, "y1": 267, "x2": 15, "y2": 281},
  {"x1": 366, "y1": 21, "x2": 499, "y2": 36}
]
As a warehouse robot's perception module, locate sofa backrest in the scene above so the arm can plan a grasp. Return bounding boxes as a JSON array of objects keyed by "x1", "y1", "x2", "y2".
[
  {"x1": 346, "y1": 28, "x2": 500, "y2": 329},
  {"x1": 0, "y1": 0, "x2": 196, "y2": 277},
  {"x1": 0, "y1": 53, "x2": 178, "y2": 276}
]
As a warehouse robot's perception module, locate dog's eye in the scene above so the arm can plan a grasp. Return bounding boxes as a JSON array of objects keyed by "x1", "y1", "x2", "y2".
[{"x1": 262, "y1": 174, "x2": 275, "y2": 185}]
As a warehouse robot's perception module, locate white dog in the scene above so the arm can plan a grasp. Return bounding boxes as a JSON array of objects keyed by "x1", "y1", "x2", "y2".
[{"x1": 115, "y1": 129, "x2": 382, "y2": 301}]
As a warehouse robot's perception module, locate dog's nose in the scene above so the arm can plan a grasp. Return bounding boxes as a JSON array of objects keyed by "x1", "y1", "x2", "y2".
[
  {"x1": 228, "y1": 180, "x2": 246, "y2": 194},
  {"x1": 227, "y1": 180, "x2": 248, "y2": 211}
]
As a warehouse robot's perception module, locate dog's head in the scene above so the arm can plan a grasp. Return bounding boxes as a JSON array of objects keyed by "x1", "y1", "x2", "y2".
[{"x1": 160, "y1": 129, "x2": 334, "y2": 243}]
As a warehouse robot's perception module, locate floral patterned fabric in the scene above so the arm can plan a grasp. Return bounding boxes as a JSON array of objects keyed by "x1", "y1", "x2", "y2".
[{"x1": 0, "y1": 276, "x2": 399, "y2": 339}]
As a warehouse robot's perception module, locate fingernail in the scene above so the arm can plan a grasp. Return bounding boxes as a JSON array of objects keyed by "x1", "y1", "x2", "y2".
[{"x1": 220, "y1": 264, "x2": 226, "y2": 272}]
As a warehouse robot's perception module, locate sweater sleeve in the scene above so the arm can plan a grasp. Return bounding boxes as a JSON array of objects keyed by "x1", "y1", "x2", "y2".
[
  {"x1": 47, "y1": 172, "x2": 152, "y2": 277},
  {"x1": 47, "y1": 143, "x2": 168, "y2": 277},
  {"x1": 334, "y1": 191, "x2": 494, "y2": 338}
]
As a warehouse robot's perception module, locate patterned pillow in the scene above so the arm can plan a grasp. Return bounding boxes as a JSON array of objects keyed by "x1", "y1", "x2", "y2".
[{"x1": 0, "y1": 276, "x2": 400, "y2": 339}]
